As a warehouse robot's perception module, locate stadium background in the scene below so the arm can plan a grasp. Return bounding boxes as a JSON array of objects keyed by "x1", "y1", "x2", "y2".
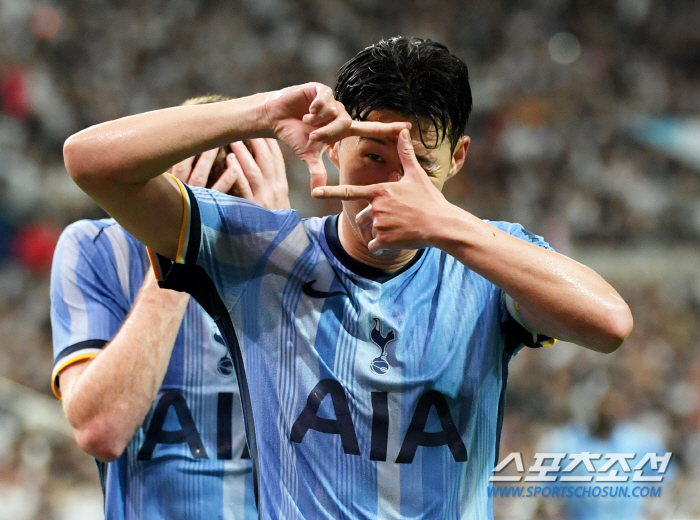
[{"x1": 0, "y1": 0, "x2": 698, "y2": 518}]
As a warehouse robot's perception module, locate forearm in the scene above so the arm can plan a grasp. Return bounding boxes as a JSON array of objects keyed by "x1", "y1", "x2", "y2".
[
  {"x1": 432, "y1": 205, "x2": 633, "y2": 352},
  {"x1": 62, "y1": 273, "x2": 190, "y2": 460},
  {"x1": 64, "y1": 93, "x2": 270, "y2": 187},
  {"x1": 63, "y1": 93, "x2": 274, "y2": 259}
]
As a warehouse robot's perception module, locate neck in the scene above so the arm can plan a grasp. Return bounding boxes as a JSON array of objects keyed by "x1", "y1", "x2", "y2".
[{"x1": 337, "y1": 212, "x2": 417, "y2": 273}]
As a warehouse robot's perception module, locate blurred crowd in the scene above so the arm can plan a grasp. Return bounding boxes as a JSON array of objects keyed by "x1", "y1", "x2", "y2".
[{"x1": 0, "y1": 0, "x2": 698, "y2": 518}]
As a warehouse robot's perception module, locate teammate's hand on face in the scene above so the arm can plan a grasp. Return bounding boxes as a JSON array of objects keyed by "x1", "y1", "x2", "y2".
[
  {"x1": 170, "y1": 148, "x2": 219, "y2": 188},
  {"x1": 263, "y1": 83, "x2": 410, "y2": 192},
  {"x1": 219, "y1": 138, "x2": 291, "y2": 210},
  {"x1": 312, "y1": 129, "x2": 451, "y2": 254},
  {"x1": 170, "y1": 139, "x2": 289, "y2": 211}
]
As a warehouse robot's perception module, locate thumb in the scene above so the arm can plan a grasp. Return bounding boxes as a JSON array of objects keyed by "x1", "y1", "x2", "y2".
[{"x1": 397, "y1": 129, "x2": 423, "y2": 181}]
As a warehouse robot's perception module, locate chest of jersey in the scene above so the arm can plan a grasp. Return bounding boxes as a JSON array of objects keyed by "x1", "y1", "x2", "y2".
[{"x1": 232, "y1": 246, "x2": 506, "y2": 466}]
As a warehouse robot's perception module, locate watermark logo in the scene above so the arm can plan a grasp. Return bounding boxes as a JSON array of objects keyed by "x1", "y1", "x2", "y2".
[
  {"x1": 488, "y1": 484, "x2": 662, "y2": 499},
  {"x1": 490, "y1": 452, "x2": 672, "y2": 483}
]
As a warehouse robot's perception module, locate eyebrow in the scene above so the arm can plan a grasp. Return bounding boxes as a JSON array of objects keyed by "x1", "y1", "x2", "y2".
[
  {"x1": 359, "y1": 136, "x2": 437, "y2": 167},
  {"x1": 359, "y1": 136, "x2": 388, "y2": 146}
]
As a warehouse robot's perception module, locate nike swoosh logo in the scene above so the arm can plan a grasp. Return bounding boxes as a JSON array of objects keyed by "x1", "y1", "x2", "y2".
[{"x1": 301, "y1": 280, "x2": 345, "y2": 299}]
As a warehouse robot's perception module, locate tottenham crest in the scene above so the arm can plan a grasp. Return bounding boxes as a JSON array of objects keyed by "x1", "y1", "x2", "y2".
[{"x1": 369, "y1": 317, "x2": 396, "y2": 375}]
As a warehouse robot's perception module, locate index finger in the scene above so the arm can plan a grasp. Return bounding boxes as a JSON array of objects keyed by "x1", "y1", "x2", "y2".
[
  {"x1": 310, "y1": 120, "x2": 411, "y2": 145},
  {"x1": 312, "y1": 184, "x2": 379, "y2": 201}
]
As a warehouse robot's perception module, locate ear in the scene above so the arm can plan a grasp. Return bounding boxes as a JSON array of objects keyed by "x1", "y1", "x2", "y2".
[
  {"x1": 326, "y1": 142, "x2": 341, "y2": 169},
  {"x1": 447, "y1": 136, "x2": 470, "y2": 180}
]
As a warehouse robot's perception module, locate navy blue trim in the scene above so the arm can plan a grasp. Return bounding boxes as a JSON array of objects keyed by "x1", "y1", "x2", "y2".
[
  {"x1": 494, "y1": 349, "x2": 510, "y2": 467},
  {"x1": 54, "y1": 339, "x2": 107, "y2": 368},
  {"x1": 92, "y1": 222, "x2": 117, "y2": 243},
  {"x1": 160, "y1": 264, "x2": 260, "y2": 506},
  {"x1": 156, "y1": 208, "x2": 260, "y2": 507},
  {"x1": 181, "y1": 183, "x2": 201, "y2": 266},
  {"x1": 323, "y1": 214, "x2": 424, "y2": 283},
  {"x1": 154, "y1": 252, "x2": 173, "y2": 278},
  {"x1": 95, "y1": 459, "x2": 107, "y2": 499}
]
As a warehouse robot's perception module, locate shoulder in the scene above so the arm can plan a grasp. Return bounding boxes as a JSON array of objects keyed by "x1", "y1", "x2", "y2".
[
  {"x1": 58, "y1": 218, "x2": 113, "y2": 245},
  {"x1": 53, "y1": 219, "x2": 146, "y2": 278},
  {"x1": 302, "y1": 215, "x2": 327, "y2": 237},
  {"x1": 58, "y1": 218, "x2": 135, "y2": 246},
  {"x1": 191, "y1": 187, "x2": 301, "y2": 232}
]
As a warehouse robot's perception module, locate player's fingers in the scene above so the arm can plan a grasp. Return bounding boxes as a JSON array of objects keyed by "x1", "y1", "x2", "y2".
[
  {"x1": 265, "y1": 138, "x2": 286, "y2": 183},
  {"x1": 305, "y1": 154, "x2": 329, "y2": 192},
  {"x1": 210, "y1": 153, "x2": 241, "y2": 194},
  {"x1": 354, "y1": 121, "x2": 412, "y2": 140},
  {"x1": 367, "y1": 238, "x2": 387, "y2": 256},
  {"x1": 227, "y1": 153, "x2": 254, "y2": 201},
  {"x1": 231, "y1": 141, "x2": 264, "y2": 193},
  {"x1": 310, "y1": 120, "x2": 408, "y2": 144},
  {"x1": 170, "y1": 156, "x2": 195, "y2": 183},
  {"x1": 263, "y1": 138, "x2": 291, "y2": 209},
  {"x1": 312, "y1": 184, "x2": 378, "y2": 201},
  {"x1": 303, "y1": 85, "x2": 337, "y2": 125},
  {"x1": 189, "y1": 148, "x2": 218, "y2": 188},
  {"x1": 308, "y1": 117, "x2": 353, "y2": 143},
  {"x1": 355, "y1": 204, "x2": 374, "y2": 230},
  {"x1": 249, "y1": 138, "x2": 275, "y2": 177},
  {"x1": 396, "y1": 129, "x2": 424, "y2": 180}
]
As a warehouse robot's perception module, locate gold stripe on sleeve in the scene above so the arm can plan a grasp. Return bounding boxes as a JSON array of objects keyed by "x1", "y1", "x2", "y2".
[
  {"x1": 51, "y1": 351, "x2": 101, "y2": 399},
  {"x1": 168, "y1": 173, "x2": 190, "y2": 264}
]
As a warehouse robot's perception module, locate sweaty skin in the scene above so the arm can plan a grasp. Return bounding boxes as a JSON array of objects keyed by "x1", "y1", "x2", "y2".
[
  {"x1": 63, "y1": 84, "x2": 631, "y2": 358},
  {"x1": 315, "y1": 119, "x2": 633, "y2": 353}
]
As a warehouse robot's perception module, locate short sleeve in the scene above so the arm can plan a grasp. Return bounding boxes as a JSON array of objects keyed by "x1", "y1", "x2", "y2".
[
  {"x1": 50, "y1": 221, "x2": 137, "y2": 397},
  {"x1": 502, "y1": 222, "x2": 554, "y2": 252},
  {"x1": 151, "y1": 178, "x2": 302, "y2": 312}
]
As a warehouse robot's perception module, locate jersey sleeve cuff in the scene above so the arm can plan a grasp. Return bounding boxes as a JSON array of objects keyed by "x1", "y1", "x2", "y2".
[
  {"x1": 503, "y1": 294, "x2": 557, "y2": 351},
  {"x1": 51, "y1": 340, "x2": 107, "y2": 399},
  {"x1": 148, "y1": 174, "x2": 201, "y2": 281}
]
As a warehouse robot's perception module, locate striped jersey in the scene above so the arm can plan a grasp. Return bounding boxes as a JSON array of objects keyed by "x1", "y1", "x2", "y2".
[
  {"x1": 153, "y1": 180, "x2": 553, "y2": 520},
  {"x1": 50, "y1": 219, "x2": 256, "y2": 520}
]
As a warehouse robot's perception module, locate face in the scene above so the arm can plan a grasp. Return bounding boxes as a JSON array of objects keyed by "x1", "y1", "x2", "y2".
[{"x1": 327, "y1": 109, "x2": 469, "y2": 250}]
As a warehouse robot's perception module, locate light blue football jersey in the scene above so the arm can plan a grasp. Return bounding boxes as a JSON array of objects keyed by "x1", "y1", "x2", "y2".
[
  {"x1": 50, "y1": 219, "x2": 256, "y2": 520},
  {"x1": 154, "y1": 181, "x2": 553, "y2": 520}
]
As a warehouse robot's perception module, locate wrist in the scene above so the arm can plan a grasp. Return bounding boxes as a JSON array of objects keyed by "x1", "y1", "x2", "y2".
[
  {"x1": 428, "y1": 203, "x2": 477, "y2": 251},
  {"x1": 252, "y1": 92, "x2": 278, "y2": 138}
]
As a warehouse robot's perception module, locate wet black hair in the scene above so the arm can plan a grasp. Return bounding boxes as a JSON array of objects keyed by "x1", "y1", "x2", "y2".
[{"x1": 335, "y1": 37, "x2": 472, "y2": 152}]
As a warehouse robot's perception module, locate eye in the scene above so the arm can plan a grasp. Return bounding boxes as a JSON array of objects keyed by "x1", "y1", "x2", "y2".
[{"x1": 366, "y1": 153, "x2": 384, "y2": 163}]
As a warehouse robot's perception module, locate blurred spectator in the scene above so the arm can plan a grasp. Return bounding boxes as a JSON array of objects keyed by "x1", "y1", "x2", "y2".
[{"x1": 11, "y1": 222, "x2": 60, "y2": 275}]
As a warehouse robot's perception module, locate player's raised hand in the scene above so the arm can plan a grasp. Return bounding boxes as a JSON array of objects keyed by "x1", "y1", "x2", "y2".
[
  {"x1": 170, "y1": 148, "x2": 219, "y2": 187},
  {"x1": 312, "y1": 129, "x2": 451, "y2": 254},
  {"x1": 221, "y1": 138, "x2": 291, "y2": 210},
  {"x1": 169, "y1": 139, "x2": 290, "y2": 210},
  {"x1": 263, "y1": 83, "x2": 410, "y2": 191}
]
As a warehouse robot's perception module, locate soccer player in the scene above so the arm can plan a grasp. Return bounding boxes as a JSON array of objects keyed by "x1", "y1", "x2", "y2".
[
  {"x1": 62, "y1": 37, "x2": 633, "y2": 519},
  {"x1": 52, "y1": 94, "x2": 289, "y2": 519}
]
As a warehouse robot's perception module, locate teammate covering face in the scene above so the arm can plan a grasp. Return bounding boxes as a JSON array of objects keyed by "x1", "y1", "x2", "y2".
[
  {"x1": 63, "y1": 37, "x2": 633, "y2": 519},
  {"x1": 52, "y1": 94, "x2": 289, "y2": 519}
]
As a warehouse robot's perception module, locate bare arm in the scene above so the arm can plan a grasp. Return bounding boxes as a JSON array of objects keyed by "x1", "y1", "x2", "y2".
[
  {"x1": 63, "y1": 84, "x2": 408, "y2": 260},
  {"x1": 59, "y1": 140, "x2": 291, "y2": 461},
  {"x1": 63, "y1": 95, "x2": 270, "y2": 260},
  {"x1": 313, "y1": 130, "x2": 633, "y2": 353},
  {"x1": 59, "y1": 273, "x2": 189, "y2": 461}
]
